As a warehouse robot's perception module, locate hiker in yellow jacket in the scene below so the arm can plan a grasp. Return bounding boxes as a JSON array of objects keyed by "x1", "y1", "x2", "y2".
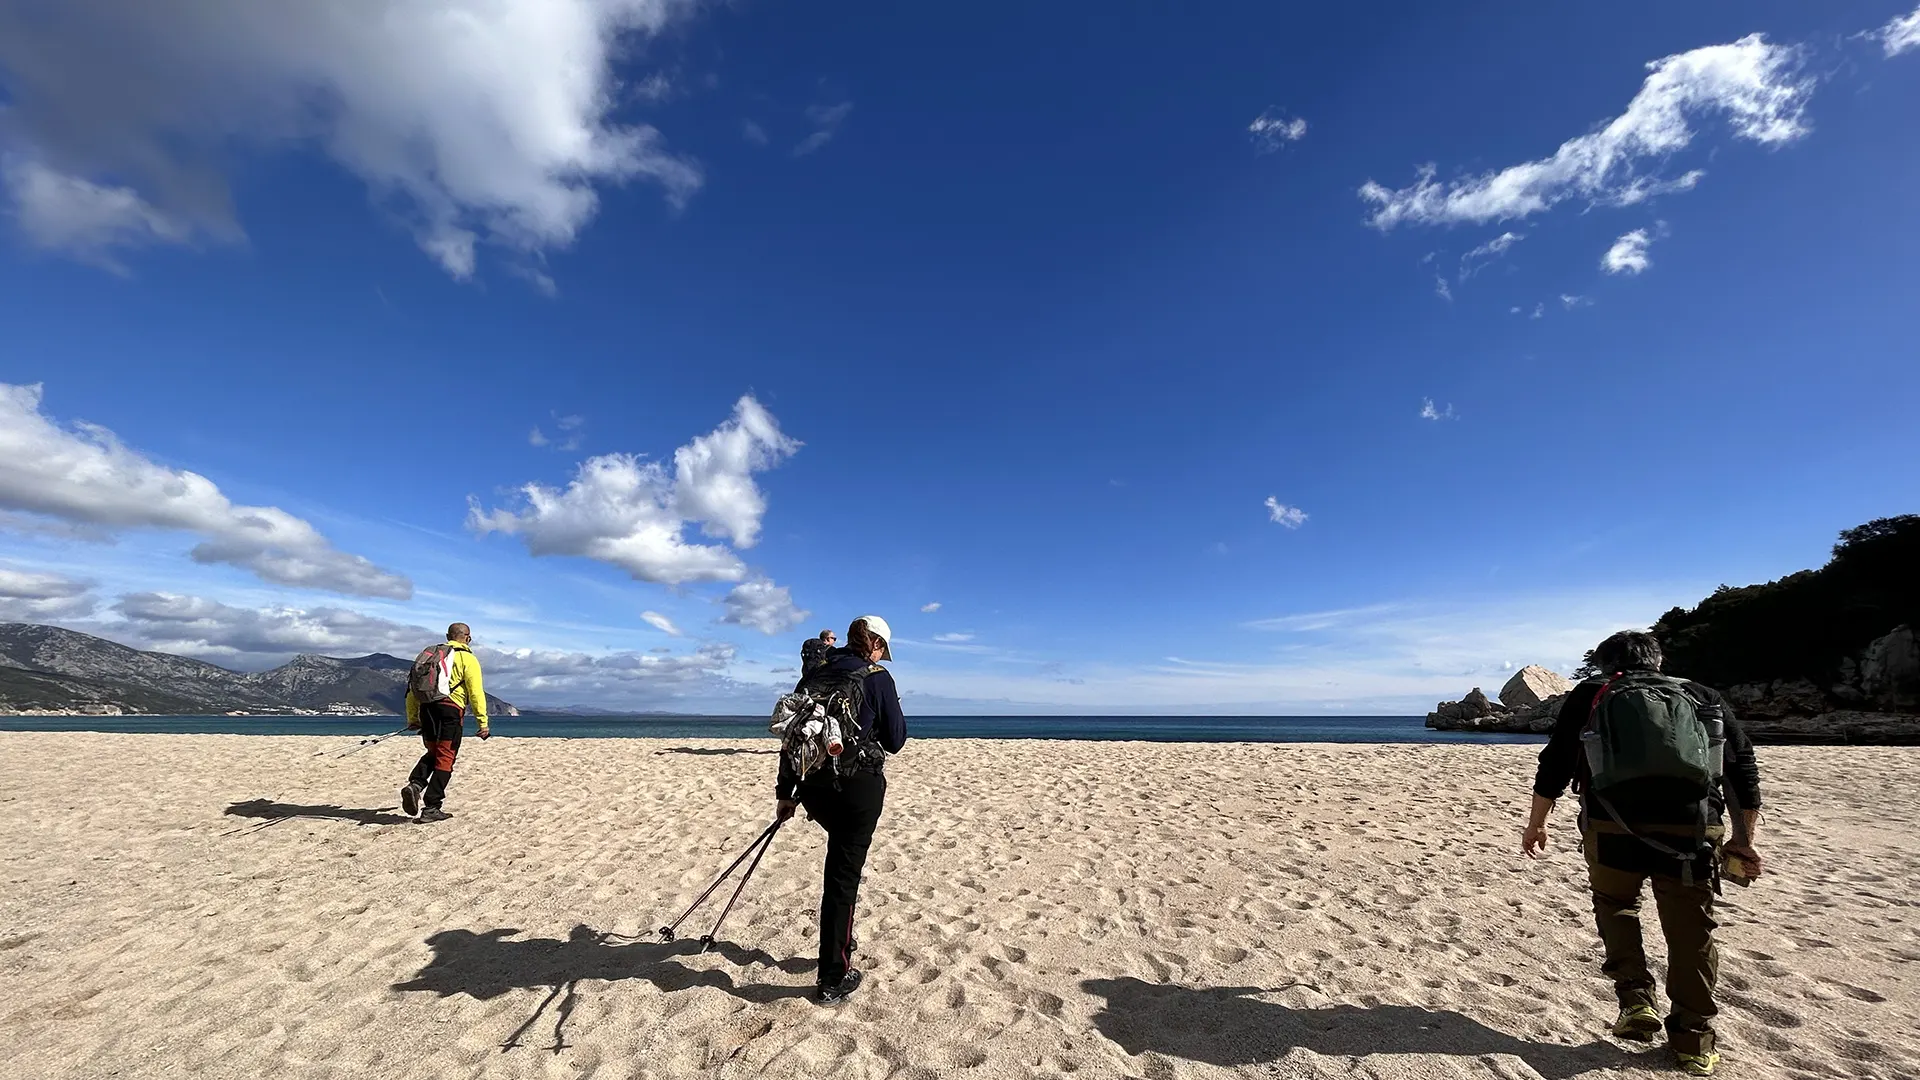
[{"x1": 401, "y1": 623, "x2": 490, "y2": 822}]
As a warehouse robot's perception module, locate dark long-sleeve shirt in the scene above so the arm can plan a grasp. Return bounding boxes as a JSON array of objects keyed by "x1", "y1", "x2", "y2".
[
  {"x1": 1533, "y1": 675, "x2": 1762, "y2": 826},
  {"x1": 776, "y1": 651, "x2": 908, "y2": 798}
]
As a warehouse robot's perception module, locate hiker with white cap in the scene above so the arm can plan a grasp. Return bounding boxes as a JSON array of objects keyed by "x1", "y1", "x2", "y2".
[{"x1": 775, "y1": 615, "x2": 907, "y2": 1004}]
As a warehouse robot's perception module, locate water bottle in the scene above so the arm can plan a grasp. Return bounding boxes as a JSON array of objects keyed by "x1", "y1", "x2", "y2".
[{"x1": 824, "y1": 717, "x2": 844, "y2": 757}]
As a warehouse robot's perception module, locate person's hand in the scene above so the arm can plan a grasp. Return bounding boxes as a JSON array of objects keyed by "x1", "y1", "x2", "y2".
[
  {"x1": 776, "y1": 799, "x2": 799, "y2": 822},
  {"x1": 1522, "y1": 824, "x2": 1550, "y2": 859},
  {"x1": 477, "y1": 725, "x2": 492, "y2": 741},
  {"x1": 1724, "y1": 840, "x2": 1763, "y2": 879}
]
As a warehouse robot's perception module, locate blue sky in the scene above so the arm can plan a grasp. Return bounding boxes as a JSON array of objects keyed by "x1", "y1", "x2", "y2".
[{"x1": 0, "y1": 1, "x2": 1915, "y2": 713}]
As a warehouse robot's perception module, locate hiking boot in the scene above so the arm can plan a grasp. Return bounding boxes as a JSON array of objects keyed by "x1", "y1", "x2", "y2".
[
  {"x1": 815, "y1": 969, "x2": 863, "y2": 1005},
  {"x1": 1677, "y1": 1050, "x2": 1720, "y2": 1076},
  {"x1": 417, "y1": 807, "x2": 453, "y2": 823},
  {"x1": 1610, "y1": 1004, "x2": 1662, "y2": 1042},
  {"x1": 400, "y1": 784, "x2": 422, "y2": 818}
]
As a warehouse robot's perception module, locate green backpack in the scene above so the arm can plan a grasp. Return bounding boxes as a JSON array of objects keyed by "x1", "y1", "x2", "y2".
[{"x1": 1579, "y1": 672, "x2": 1728, "y2": 883}]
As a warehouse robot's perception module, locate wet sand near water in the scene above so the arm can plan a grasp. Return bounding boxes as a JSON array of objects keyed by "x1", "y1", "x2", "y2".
[{"x1": 1, "y1": 732, "x2": 1915, "y2": 1079}]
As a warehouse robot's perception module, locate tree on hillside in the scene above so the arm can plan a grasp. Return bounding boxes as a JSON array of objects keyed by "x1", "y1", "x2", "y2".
[{"x1": 1652, "y1": 515, "x2": 1920, "y2": 689}]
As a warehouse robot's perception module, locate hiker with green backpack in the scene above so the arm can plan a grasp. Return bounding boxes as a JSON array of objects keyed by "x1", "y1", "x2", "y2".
[{"x1": 1523, "y1": 630, "x2": 1763, "y2": 1077}]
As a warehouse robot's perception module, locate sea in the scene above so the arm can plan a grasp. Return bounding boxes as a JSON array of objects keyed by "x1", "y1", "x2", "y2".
[{"x1": 0, "y1": 714, "x2": 1543, "y2": 744}]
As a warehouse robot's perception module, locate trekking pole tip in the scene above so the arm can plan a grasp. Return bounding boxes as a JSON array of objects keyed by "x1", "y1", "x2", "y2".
[
  {"x1": 659, "y1": 926, "x2": 675, "y2": 942},
  {"x1": 699, "y1": 935, "x2": 715, "y2": 953}
]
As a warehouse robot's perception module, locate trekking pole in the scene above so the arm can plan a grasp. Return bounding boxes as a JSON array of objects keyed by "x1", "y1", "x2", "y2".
[
  {"x1": 699, "y1": 820, "x2": 782, "y2": 952},
  {"x1": 659, "y1": 820, "x2": 781, "y2": 943},
  {"x1": 316, "y1": 729, "x2": 410, "y2": 758}
]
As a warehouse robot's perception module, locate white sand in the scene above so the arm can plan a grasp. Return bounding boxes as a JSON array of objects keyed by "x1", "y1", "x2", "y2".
[{"x1": 1, "y1": 733, "x2": 1915, "y2": 1079}]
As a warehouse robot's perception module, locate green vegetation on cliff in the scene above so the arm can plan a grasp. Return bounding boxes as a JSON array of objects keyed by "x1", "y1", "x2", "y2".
[{"x1": 1650, "y1": 515, "x2": 1920, "y2": 690}]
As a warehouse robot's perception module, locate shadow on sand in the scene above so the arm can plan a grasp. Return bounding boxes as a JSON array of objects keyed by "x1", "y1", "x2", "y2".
[
  {"x1": 224, "y1": 798, "x2": 412, "y2": 828},
  {"x1": 654, "y1": 746, "x2": 779, "y2": 757},
  {"x1": 394, "y1": 925, "x2": 813, "y2": 1053},
  {"x1": 1083, "y1": 977, "x2": 1647, "y2": 1080}
]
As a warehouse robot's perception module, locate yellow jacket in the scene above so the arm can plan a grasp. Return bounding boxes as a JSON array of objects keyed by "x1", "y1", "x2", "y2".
[{"x1": 405, "y1": 641, "x2": 490, "y2": 730}]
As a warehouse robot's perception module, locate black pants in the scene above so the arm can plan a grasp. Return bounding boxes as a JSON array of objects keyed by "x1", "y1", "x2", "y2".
[
  {"x1": 798, "y1": 770, "x2": 886, "y2": 987},
  {"x1": 406, "y1": 702, "x2": 464, "y2": 810}
]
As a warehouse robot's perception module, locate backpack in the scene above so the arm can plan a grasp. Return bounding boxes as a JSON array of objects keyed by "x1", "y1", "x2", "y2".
[
  {"x1": 408, "y1": 643, "x2": 459, "y2": 706},
  {"x1": 800, "y1": 637, "x2": 831, "y2": 674},
  {"x1": 770, "y1": 661, "x2": 885, "y2": 785},
  {"x1": 1580, "y1": 672, "x2": 1728, "y2": 883}
]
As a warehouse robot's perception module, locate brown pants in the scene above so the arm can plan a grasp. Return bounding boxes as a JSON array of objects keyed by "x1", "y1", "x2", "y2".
[{"x1": 1584, "y1": 829, "x2": 1721, "y2": 1054}]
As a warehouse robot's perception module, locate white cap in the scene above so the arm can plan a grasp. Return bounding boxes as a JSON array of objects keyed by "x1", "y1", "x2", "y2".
[{"x1": 853, "y1": 614, "x2": 893, "y2": 660}]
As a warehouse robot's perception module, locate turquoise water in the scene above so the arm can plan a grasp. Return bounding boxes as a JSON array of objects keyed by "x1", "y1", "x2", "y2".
[{"x1": 0, "y1": 714, "x2": 1542, "y2": 744}]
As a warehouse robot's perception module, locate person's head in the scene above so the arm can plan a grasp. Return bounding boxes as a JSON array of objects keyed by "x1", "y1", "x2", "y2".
[
  {"x1": 847, "y1": 615, "x2": 893, "y2": 662},
  {"x1": 447, "y1": 622, "x2": 473, "y2": 645},
  {"x1": 818, "y1": 629, "x2": 836, "y2": 646},
  {"x1": 1590, "y1": 630, "x2": 1662, "y2": 675}
]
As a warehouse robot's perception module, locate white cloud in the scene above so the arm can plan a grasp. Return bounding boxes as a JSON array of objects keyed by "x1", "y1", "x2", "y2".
[
  {"x1": 529, "y1": 413, "x2": 586, "y2": 451},
  {"x1": 1248, "y1": 107, "x2": 1308, "y2": 153},
  {"x1": 0, "y1": 567, "x2": 98, "y2": 621},
  {"x1": 1531, "y1": 302, "x2": 1545, "y2": 319},
  {"x1": 1458, "y1": 231, "x2": 1524, "y2": 279},
  {"x1": 1561, "y1": 293, "x2": 1593, "y2": 309},
  {"x1": 1603, "y1": 228, "x2": 1654, "y2": 274},
  {"x1": 471, "y1": 395, "x2": 799, "y2": 585},
  {"x1": 112, "y1": 591, "x2": 431, "y2": 663},
  {"x1": 0, "y1": 0, "x2": 704, "y2": 280},
  {"x1": 105, "y1": 590, "x2": 742, "y2": 703},
  {"x1": 483, "y1": 640, "x2": 738, "y2": 702},
  {"x1": 920, "y1": 601, "x2": 942, "y2": 613},
  {"x1": 719, "y1": 577, "x2": 807, "y2": 635},
  {"x1": 1419, "y1": 398, "x2": 1456, "y2": 421},
  {"x1": 640, "y1": 610, "x2": 681, "y2": 636},
  {"x1": 794, "y1": 102, "x2": 853, "y2": 157},
  {"x1": 1359, "y1": 34, "x2": 1811, "y2": 229},
  {"x1": 933, "y1": 632, "x2": 975, "y2": 643},
  {"x1": 894, "y1": 586, "x2": 1704, "y2": 714},
  {"x1": 1433, "y1": 274, "x2": 1453, "y2": 302},
  {"x1": 0, "y1": 383, "x2": 411, "y2": 598},
  {"x1": 633, "y1": 72, "x2": 678, "y2": 103},
  {"x1": 2, "y1": 160, "x2": 199, "y2": 273},
  {"x1": 1880, "y1": 6, "x2": 1920, "y2": 56},
  {"x1": 742, "y1": 120, "x2": 769, "y2": 146},
  {"x1": 1264, "y1": 497, "x2": 1308, "y2": 529}
]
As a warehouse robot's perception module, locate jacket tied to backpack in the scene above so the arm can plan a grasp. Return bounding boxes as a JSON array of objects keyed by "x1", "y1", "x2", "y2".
[{"x1": 772, "y1": 659, "x2": 889, "y2": 792}]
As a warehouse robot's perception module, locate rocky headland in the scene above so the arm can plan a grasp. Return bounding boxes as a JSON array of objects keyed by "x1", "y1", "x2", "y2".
[
  {"x1": 0, "y1": 623, "x2": 519, "y2": 717},
  {"x1": 1428, "y1": 515, "x2": 1920, "y2": 744}
]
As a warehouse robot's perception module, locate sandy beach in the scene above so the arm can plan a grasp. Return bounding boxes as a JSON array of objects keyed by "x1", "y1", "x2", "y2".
[{"x1": 1, "y1": 732, "x2": 1914, "y2": 1080}]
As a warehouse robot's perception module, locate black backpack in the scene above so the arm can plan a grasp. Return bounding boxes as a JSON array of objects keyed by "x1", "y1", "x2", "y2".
[{"x1": 771, "y1": 661, "x2": 886, "y2": 783}]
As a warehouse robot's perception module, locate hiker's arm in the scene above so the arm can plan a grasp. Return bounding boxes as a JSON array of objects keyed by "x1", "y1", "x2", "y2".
[
  {"x1": 775, "y1": 751, "x2": 799, "y2": 802},
  {"x1": 1522, "y1": 794, "x2": 1555, "y2": 857},
  {"x1": 465, "y1": 654, "x2": 490, "y2": 732},
  {"x1": 405, "y1": 690, "x2": 420, "y2": 729},
  {"x1": 1721, "y1": 702, "x2": 1762, "y2": 821},
  {"x1": 871, "y1": 670, "x2": 906, "y2": 752},
  {"x1": 1531, "y1": 684, "x2": 1593, "y2": 800}
]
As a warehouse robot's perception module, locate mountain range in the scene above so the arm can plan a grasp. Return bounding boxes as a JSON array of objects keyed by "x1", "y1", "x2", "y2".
[{"x1": 0, "y1": 623, "x2": 518, "y2": 717}]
